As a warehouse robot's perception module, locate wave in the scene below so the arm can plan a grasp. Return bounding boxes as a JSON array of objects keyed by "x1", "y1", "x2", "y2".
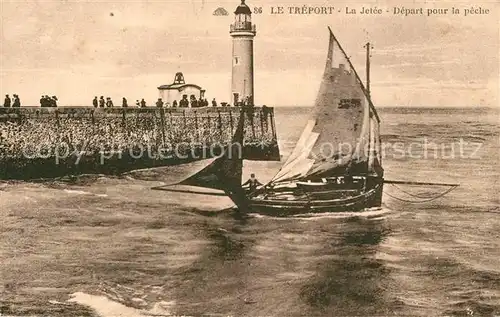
[
  {"x1": 248, "y1": 206, "x2": 392, "y2": 221},
  {"x1": 63, "y1": 189, "x2": 108, "y2": 197},
  {"x1": 63, "y1": 189, "x2": 92, "y2": 195},
  {"x1": 68, "y1": 292, "x2": 174, "y2": 317},
  {"x1": 444, "y1": 300, "x2": 499, "y2": 317}
]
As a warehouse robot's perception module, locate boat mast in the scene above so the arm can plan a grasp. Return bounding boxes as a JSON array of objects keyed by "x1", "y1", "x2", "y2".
[
  {"x1": 364, "y1": 42, "x2": 373, "y2": 98},
  {"x1": 363, "y1": 42, "x2": 374, "y2": 180}
]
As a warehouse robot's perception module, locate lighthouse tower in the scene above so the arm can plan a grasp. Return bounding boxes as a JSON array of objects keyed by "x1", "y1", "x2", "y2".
[{"x1": 230, "y1": 0, "x2": 256, "y2": 106}]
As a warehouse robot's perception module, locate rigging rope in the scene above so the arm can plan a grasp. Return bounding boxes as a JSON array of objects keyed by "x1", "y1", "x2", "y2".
[
  {"x1": 389, "y1": 183, "x2": 445, "y2": 199},
  {"x1": 384, "y1": 184, "x2": 458, "y2": 203}
]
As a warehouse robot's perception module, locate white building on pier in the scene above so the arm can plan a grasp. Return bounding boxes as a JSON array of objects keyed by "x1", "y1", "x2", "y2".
[{"x1": 157, "y1": 72, "x2": 205, "y2": 105}]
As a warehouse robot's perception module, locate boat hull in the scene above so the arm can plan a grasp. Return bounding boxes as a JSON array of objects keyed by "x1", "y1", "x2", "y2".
[{"x1": 248, "y1": 182, "x2": 383, "y2": 216}]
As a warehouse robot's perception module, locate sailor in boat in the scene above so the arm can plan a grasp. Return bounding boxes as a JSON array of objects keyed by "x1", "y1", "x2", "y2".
[{"x1": 242, "y1": 173, "x2": 263, "y2": 192}]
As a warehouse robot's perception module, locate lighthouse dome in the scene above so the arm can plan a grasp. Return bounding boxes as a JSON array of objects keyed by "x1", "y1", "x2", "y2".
[{"x1": 234, "y1": 0, "x2": 251, "y2": 14}]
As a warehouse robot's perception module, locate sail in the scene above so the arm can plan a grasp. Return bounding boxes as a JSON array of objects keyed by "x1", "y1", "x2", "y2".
[
  {"x1": 272, "y1": 119, "x2": 319, "y2": 182},
  {"x1": 176, "y1": 111, "x2": 249, "y2": 208},
  {"x1": 367, "y1": 111, "x2": 383, "y2": 176},
  {"x1": 271, "y1": 28, "x2": 382, "y2": 184}
]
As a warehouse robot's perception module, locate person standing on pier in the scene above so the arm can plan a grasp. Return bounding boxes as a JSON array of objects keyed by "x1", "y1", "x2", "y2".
[
  {"x1": 172, "y1": 100, "x2": 178, "y2": 108},
  {"x1": 93, "y1": 96, "x2": 98, "y2": 108},
  {"x1": 140, "y1": 98, "x2": 146, "y2": 108},
  {"x1": 41, "y1": 95, "x2": 48, "y2": 107},
  {"x1": 51, "y1": 96, "x2": 58, "y2": 107},
  {"x1": 180, "y1": 96, "x2": 189, "y2": 107},
  {"x1": 106, "y1": 97, "x2": 114, "y2": 107},
  {"x1": 122, "y1": 97, "x2": 128, "y2": 108},
  {"x1": 190, "y1": 96, "x2": 198, "y2": 108},
  {"x1": 99, "y1": 96, "x2": 105, "y2": 108},
  {"x1": 156, "y1": 98, "x2": 163, "y2": 108},
  {"x1": 3, "y1": 95, "x2": 11, "y2": 108},
  {"x1": 212, "y1": 98, "x2": 217, "y2": 107},
  {"x1": 12, "y1": 95, "x2": 20, "y2": 107},
  {"x1": 243, "y1": 96, "x2": 252, "y2": 108}
]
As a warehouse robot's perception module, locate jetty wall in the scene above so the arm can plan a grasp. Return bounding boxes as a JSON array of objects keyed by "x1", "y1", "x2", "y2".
[{"x1": 0, "y1": 107, "x2": 280, "y2": 180}]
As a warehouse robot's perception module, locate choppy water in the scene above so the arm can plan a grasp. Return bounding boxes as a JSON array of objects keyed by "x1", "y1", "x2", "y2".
[{"x1": 1, "y1": 107, "x2": 499, "y2": 316}]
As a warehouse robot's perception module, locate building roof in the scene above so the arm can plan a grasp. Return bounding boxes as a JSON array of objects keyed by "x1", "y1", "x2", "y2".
[
  {"x1": 157, "y1": 83, "x2": 202, "y2": 90},
  {"x1": 234, "y1": 0, "x2": 251, "y2": 14},
  {"x1": 158, "y1": 72, "x2": 202, "y2": 90}
]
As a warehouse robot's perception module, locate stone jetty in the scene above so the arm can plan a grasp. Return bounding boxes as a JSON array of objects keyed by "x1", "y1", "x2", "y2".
[{"x1": 0, "y1": 107, "x2": 280, "y2": 180}]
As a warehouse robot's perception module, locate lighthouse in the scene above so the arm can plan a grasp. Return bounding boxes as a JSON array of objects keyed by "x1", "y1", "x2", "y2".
[{"x1": 230, "y1": 0, "x2": 256, "y2": 106}]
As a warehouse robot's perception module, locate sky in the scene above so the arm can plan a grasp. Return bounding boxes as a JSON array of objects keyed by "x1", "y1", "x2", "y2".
[{"x1": 0, "y1": 0, "x2": 498, "y2": 107}]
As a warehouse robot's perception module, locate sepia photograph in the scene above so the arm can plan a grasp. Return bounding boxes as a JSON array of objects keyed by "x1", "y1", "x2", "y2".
[{"x1": 1, "y1": 0, "x2": 499, "y2": 316}]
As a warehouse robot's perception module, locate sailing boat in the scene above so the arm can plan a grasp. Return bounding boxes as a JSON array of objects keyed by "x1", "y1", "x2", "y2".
[
  {"x1": 247, "y1": 27, "x2": 384, "y2": 215},
  {"x1": 153, "y1": 27, "x2": 458, "y2": 216}
]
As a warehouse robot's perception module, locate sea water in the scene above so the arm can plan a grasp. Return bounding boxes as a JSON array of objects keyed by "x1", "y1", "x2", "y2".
[{"x1": 0, "y1": 107, "x2": 499, "y2": 316}]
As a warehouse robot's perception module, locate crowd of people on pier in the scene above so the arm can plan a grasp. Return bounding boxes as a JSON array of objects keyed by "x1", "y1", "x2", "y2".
[
  {"x1": 92, "y1": 96, "x2": 117, "y2": 108},
  {"x1": 3, "y1": 94, "x2": 21, "y2": 108},
  {"x1": 40, "y1": 95, "x2": 58, "y2": 107},
  {"x1": 3, "y1": 95, "x2": 60, "y2": 108},
  {"x1": 89, "y1": 95, "x2": 239, "y2": 109},
  {"x1": 2, "y1": 93, "x2": 258, "y2": 109}
]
